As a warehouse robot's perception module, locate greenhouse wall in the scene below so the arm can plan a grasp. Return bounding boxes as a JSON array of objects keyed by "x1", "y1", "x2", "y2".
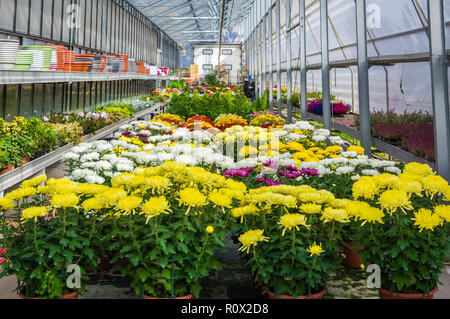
[
  {"x1": 0, "y1": 0, "x2": 180, "y2": 69},
  {"x1": 245, "y1": 0, "x2": 450, "y2": 115}
]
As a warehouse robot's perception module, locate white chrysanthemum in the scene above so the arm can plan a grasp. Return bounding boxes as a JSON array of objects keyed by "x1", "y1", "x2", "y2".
[
  {"x1": 361, "y1": 169, "x2": 380, "y2": 176},
  {"x1": 336, "y1": 166, "x2": 355, "y2": 175},
  {"x1": 351, "y1": 174, "x2": 361, "y2": 181},
  {"x1": 85, "y1": 175, "x2": 105, "y2": 185},
  {"x1": 175, "y1": 155, "x2": 197, "y2": 166},
  {"x1": 385, "y1": 166, "x2": 402, "y2": 175},
  {"x1": 341, "y1": 151, "x2": 358, "y2": 158},
  {"x1": 63, "y1": 152, "x2": 80, "y2": 161},
  {"x1": 312, "y1": 135, "x2": 327, "y2": 142},
  {"x1": 80, "y1": 152, "x2": 100, "y2": 162}
]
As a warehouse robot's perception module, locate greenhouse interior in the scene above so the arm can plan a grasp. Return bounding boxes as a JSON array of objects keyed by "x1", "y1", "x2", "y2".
[{"x1": 0, "y1": 0, "x2": 449, "y2": 303}]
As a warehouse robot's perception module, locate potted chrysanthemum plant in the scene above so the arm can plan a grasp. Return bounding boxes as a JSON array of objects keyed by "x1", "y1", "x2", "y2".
[
  {"x1": 234, "y1": 185, "x2": 348, "y2": 299},
  {"x1": 0, "y1": 175, "x2": 101, "y2": 299},
  {"x1": 349, "y1": 163, "x2": 450, "y2": 299},
  {"x1": 107, "y1": 163, "x2": 236, "y2": 299}
]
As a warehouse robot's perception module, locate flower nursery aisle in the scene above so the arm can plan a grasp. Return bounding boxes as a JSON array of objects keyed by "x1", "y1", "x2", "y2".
[{"x1": 1, "y1": 93, "x2": 450, "y2": 299}]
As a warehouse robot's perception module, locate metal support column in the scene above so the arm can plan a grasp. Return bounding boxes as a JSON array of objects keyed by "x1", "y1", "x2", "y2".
[
  {"x1": 262, "y1": 0, "x2": 267, "y2": 99},
  {"x1": 259, "y1": 1, "x2": 264, "y2": 98},
  {"x1": 299, "y1": 0, "x2": 307, "y2": 120},
  {"x1": 276, "y1": 0, "x2": 282, "y2": 115},
  {"x1": 254, "y1": 3, "x2": 258, "y2": 97},
  {"x1": 356, "y1": 0, "x2": 372, "y2": 156},
  {"x1": 320, "y1": 0, "x2": 331, "y2": 130},
  {"x1": 286, "y1": 0, "x2": 293, "y2": 122},
  {"x1": 269, "y1": 0, "x2": 274, "y2": 111},
  {"x1": 428, "y1": 0, "x2": 450, "y2": 180}
]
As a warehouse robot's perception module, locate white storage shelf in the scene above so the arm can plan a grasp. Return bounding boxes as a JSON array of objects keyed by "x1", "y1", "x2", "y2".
[{"x1": 0, "y1": 71, "x2": 179, "y2": 85}]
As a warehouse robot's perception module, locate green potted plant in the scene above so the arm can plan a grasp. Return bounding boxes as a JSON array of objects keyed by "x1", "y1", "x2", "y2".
[
  {"x1": 0, "y1": 176, "x2": 101, "y2": 299},
  {"x1": 106, "y1": 164, "x2": 233, "y2": 299},
  {"x1": 349, "y1": 163, "x2": 450, "y2": 299},
  {"x1": 233, "y1": 185, "x2": 347, "y2": 299},
  {"x1": 0, "y1": 140, "x2": 14, "y2": 175}
]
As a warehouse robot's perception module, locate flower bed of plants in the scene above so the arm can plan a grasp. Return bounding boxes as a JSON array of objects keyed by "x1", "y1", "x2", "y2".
[
  {"x1": 1, "y1": 111, "x2": 449, "y2": 299},
  {"x1": 355, "y1": 110, "x2": 435, "y2": 161},
  {"x1": 0, "y1": 102, "x2": 154, "y2": 174},
  {"x1": 307, "y1": 100, "x2": 351, "y2": 116}
]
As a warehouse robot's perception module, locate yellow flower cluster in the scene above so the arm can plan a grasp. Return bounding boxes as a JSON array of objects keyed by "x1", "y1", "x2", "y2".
[
  {"x1": 215, "y1": 115, "x2": 248, "y2": 130},
  {"x1": 249, "y1": 114, "x2": 285, "y2": 128}
]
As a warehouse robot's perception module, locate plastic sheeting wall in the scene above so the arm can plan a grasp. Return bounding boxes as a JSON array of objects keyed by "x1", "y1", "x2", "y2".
[{"x1": 251, "y1": 0, "x2": 450, "y2": 115}]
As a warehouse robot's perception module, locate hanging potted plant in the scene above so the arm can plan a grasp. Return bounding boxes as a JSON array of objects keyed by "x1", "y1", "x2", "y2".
[
  {"x1": 0, "y1": 175, "x2": 101, "y2": 299},
  {"x1": 234, "y1": 185, "x2": 348, "y2": 299},
  {"x1": 107, "y1": 164, "x2": 233, "y2": 299},
  {"x1": 349, "y1": 163, "x2": 450, "y2": 299}
]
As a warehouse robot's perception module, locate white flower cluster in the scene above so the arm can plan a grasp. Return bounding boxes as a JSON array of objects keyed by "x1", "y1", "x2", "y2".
[{"x1": 62, "y1": 119, "x2": 404, "y2": 184}]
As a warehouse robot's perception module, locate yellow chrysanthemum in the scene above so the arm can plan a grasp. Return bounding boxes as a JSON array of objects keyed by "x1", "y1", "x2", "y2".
[
  {"x1": 443, "y1": 186, "x2": 450, "y2": 202},
  {"x1": 111, "y1": 173, "x2": 135, "y2": 189},
  {"x1": 77, "y1": 184, "x2": 110, "y2": 195},
  {"x1": 178, "y1": 188, "x2": 207, "y2": 215},
  {"x1": 50, "y1": 193, "x2": 79, "y2": 208},
  {"x1": 320, "y1": 207, "x2": 350, "y2": 223},
  {"x1": 161, "y1": 161, "x2": 187, "y2": 176},
  {"x1": 116, "y1": 196, "x2": 143, "y2": 213},
  {"x1": 22, "y1": 174, "x2": 47, "y2": 188},
  {"x1": 297, "y1": 192, "x2": 322, "y2": 203},
  {"x1": 95, "y1": 188, "x2": 128, "y2": 207},
  {"x1": 328, "y1": 199, "x2": 349, "y2": 209},
  {"x1": 422, "y1": 175, "x2": 449, "y2": 197},
  {"x1": 347, "y1": 145, "x2": 365, "y2": 155},
  {"x1": 352, "y1": 177, "x2": 379, "y2": 200},
  {"x1": 403, "y1": 163, "x2": 434, "y2": 177},
  {"x1": 299, "y1": 203, "x2": 322, "y2": 215},
  {"x1": 81, "y1": 197, "x2": 106, "y2": 211},
  {"x1": 145, "y1": 176, "x2": 171, "y2": 194},
  {"x1": 231, "y1": 204, "x2": 259, "y2": 223},
  {"x1": 141, "y1": 196, "x2": 171, "y2": 223},
  {"x1": 345, "y1": 200, "x2": 372, "y2": 219},
  {"x1": 412, "y1": 209, "x2": 442, "y2": 232},
  {"x1": 306, "y1": 242, "x2": 325, "y2": 257},
  {"x1": 5, "y1": 187, "x2": 37, "y2": 201},
  {"x1": 278, "y1": 214, "x2": 309, "y2": 236},
  {"x1": 206, "y1": 225, "x2": 214, "y2": 234},
  {"x1": 141, "y1": 167, "x2": 162, "y2": 177},
  {"x1": 0, "y1": 197, "x2": 16, "y2": 211},
  {"x1": 394, "y1": 178, "x2": 423, "y2": 197},
  {"x1": 208, "y1": 191, "x2": 232, "y2": 209},
  {"x1": 359, "y1": 207, "x2": 385, "y2": 225},
  {"x1": 21, "y1": 206, "x2": 49, "y2": 220},
  {"x1": 377, "y1": 189, "x2": 413, "y2": 214},
  {"x1": 238, "y1": 146, "x2": 259, "y2": 158},
  {"x1": 238, "y1": 229, "x2": 270, "y2": 254},
  {"x1": 373, "y1": 174, "x2": 400, "y2": 189},
  {"x1": 46, "y1": 179, "x2": 79, "y2": 194},
  {"x1": 434, "y1": 205, "x2": 450, "y2": 223}
]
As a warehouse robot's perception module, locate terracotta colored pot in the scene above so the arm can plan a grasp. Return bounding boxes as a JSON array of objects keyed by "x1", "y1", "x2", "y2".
[
  {"x1": 19, "y1": 291, "x2": 78, "y2": 299},
  {"x1": 22, "y1": 157, "x2": 31, "y2": 164},
  {"x1": 144, "y1": 294, "x2": 195, "y2": 300},
  {"x1": 266, "y1": 289, "x2": 325, "y2": 300},
  {"x1": 379, "y1": 288, "x2": 437, "y2": 299},
  {"x1": 0, "y1": 164, "x2": 14, "y2": 175},
  {"x1": 341, "y1": 239, "x2": 365, "y2": 269}
]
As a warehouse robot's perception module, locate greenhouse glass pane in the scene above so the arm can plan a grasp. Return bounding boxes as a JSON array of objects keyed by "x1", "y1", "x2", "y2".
[
  {"x1": 52, "y1": 0, "x2": 62, "y2": 40},
  {"x1": 16, "y1": 0, "x2": 30, "y2": 34},
  {"x1": 5, "y1": 85, "x2": 19, "y2": 121},
  {"x1": 0, "y1": 0, "x2": 14, "y2": 30},
  {"x1": 30, "y1": 0, "x2": 43, "y2": 36}
]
